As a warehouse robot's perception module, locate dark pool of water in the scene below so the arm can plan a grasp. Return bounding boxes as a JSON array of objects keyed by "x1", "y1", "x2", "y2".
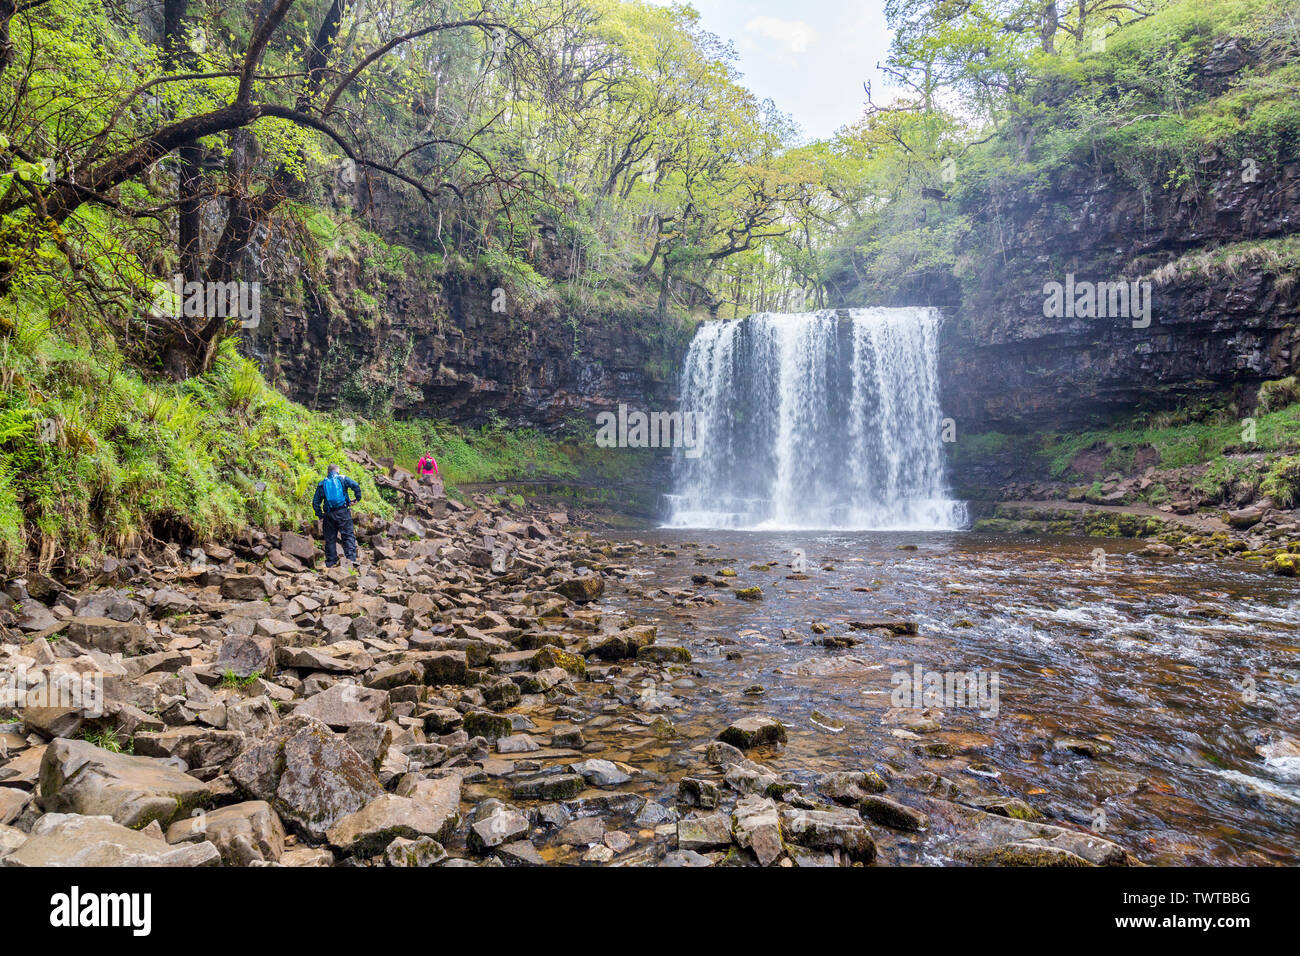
[{"x1": 594, "y1": 530, "x2": 1300, "y2": 865}]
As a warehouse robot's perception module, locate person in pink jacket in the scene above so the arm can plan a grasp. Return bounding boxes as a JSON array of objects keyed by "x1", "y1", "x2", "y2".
[{"x1": 417, "y1": 454, "x2": 440, "y2": 482}]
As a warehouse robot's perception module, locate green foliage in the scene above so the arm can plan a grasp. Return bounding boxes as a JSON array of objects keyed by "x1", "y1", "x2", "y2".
[
  {"x1": 357, "y1": 417, "x2": 579, "y2": 486},
  {"x1": 1259, "y1": 377, "x2": 1300, "y2": 414},
  {"x1": 1262, "y1": 456, "x2": 1300, "y2": 508},
  {"x1": 0, "y1": 298, "x2": 392, "y2": 575}
]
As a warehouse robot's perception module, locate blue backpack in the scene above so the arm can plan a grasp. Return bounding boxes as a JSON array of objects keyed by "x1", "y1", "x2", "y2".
[{"x1": 322, "y1": 474, "x2": 349, "y2": 509}]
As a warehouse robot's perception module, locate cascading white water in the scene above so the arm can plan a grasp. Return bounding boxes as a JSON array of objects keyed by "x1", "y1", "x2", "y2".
[{"x1": 664, "y1": 308, "x2": 968, "y2": 530}]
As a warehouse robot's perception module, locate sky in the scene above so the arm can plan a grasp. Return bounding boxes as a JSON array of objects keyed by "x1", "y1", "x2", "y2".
[{"x1": 646, "y1": 0, "x2": 896, "y2": 142}]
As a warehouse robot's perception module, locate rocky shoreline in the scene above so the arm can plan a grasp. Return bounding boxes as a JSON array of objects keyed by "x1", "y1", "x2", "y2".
[{"x1": 0, "y1": 456, "x2": 1146, "y2": 868}]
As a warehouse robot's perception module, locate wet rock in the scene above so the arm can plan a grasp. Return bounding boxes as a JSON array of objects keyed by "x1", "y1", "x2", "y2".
[
  {"x1": 228, "y1": 714, "x2": 382, "y2": 842},
  {"x1": 718, "y1": 715, "x2": 787, "y2": 749},
  {"x1": 166, "y1": 800, "x2": 285, "y2": 865},
  {"x1": 964, "y1": 840, "x2": 1093, "y2": 866},
  {"x1": 926, "y1": 798, "x2": 1130, "y2": 866},
  {"x1": 677, "y1": 812, "x2": 732, "y2": 852},
  {"x1": 847, "y1": 619, "x2": 918, "y2": 635},
  {"x1": 636, "y1": 645, "x2": 692, "y2": 664},
  {"x1": 556, "y1": 816, "x2": 605, "y2": 845},
  {"x1": 779, "y1": 807, "x2": 875, "y2": 862},
  {"x1": 1053, "y1": 737, "x2": 1113, "y2": 758},
  {"x1": 570, "y1": 759, "x2": 631, "y2": 788},
  {"x1": 463, "y1": 711, "x2": 512, "y2": 741},
  {"x1": 511, "y1": 772, "x2": 585, "y2": 801},
  {"x1": 678, "y1": 777, "x2": 719, "y2": 809},
  {"x1": 469, "y1": 801, "x2": 530, "y2": 852},
  {"x1": 658, "y1": 849, "x2": 713, "y2": 867},
  {"x1": 581, "y1": 843, "x2": 614, "y2": 863},
  {"x1": 636, "y1": 802, "x2": 678, "y2": 826},
  {"x1": 533, "y1": 646, "x2": 587, "y2": 678},
  {"x1": 967, "y1": 796, "x2": 1043, "y2": 821},
  {"x1": 549, "y1": 724, "x2": 585, "y2": 748},
  {"x1": 859, "y1": 794, "x2": 929, "y2": 831},
  {"x1": 38, "y1": 738, "x2": 212, "y2": 829},
  {"x1": 5, "y1": 813, "x2": 220, "y2": 866},
  {"x1": 733, "y1": 586, "x2": 763, "y2": 601}
]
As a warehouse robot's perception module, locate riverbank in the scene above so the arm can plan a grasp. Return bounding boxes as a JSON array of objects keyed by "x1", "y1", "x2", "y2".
[{"x1": 3, "y1": 455, "x2": 1296, "y2": 867}]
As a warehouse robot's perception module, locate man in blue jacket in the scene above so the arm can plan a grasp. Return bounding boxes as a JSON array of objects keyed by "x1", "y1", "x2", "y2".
[{"x1": 313, "y1": 464, "x2": 362, "y2": 568}]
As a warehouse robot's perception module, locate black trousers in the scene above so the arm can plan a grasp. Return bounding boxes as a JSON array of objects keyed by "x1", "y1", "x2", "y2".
[{"x1": 322, "y1": 506, "x2": 357, "y2": 565}]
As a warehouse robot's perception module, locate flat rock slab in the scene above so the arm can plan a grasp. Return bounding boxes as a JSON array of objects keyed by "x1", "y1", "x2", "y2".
[
  {"x1": 923, "y1": 797, "x2": 1131, "y2": 866},
  {"x1": 3, "y1": 813, "x2": 220, "y2": 867},
  {"x1": 39, "y1": 738, "x2": 212, "y2": 829},
  {"x1": 677, "y1": 812, "x2": 732, "y2": 851},
  {"x1": 293, "y1": 683, "x2": 391, "y2": 729},
  {"x1": 717, "y1": 715, "x2": 787, "y2": 749}
]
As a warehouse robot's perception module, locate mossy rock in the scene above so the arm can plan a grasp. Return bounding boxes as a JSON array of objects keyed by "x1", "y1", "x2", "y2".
[
  {"x1": 533, "y1": 645, "x2": 587, "y2": 678},
  {"x1": 462, "y1": 711, "x2": 512, "y2": 741},
  {"x1": 636, "y1": 644, "x2": 691, "y2": 664},
  {"x1": 733, "y1": 586, "x2": 763, "y2": 602}
]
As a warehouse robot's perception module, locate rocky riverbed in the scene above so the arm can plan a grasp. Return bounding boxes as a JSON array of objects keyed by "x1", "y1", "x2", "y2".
[{"x1": 1, "y1": 458, "x2": 1296, "y2": 867}]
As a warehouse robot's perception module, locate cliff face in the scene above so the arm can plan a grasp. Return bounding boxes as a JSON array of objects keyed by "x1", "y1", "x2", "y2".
[
  {"x1": 239, "y1": 224, "x2": 684, "y2": 431},
  {"x1": 936, "y1": 153, "x2": 1300, "y2": 435}
]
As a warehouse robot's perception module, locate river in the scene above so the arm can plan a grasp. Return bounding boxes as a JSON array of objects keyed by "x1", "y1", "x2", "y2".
[{"x1": 583, "y1": 528, "x2": 1300, "y2": 865}]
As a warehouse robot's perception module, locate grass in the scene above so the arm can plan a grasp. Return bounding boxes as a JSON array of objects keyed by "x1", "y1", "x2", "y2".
[
  {"x1": 1039, "y1": 396, "x2": 1300, "y2": 479},
  {"x1": 357, "y1": 416, "x2": 580, "y2": 485},
  {"x1": 220, "y1": 670, "x2": 261, "y2": 689},
  {"x1": 956, "y1": 383, "x2": 1300, "y2": 508}
]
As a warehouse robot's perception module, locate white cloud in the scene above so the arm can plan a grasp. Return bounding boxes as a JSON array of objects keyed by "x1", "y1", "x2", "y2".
[{"x1": 744, "y1": 15, "x2": 818, "y2": 55}]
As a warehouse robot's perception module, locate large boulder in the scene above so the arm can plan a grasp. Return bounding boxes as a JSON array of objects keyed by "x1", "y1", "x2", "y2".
[
  {"x1": 65, "y1": 617, "x2": 155, "y2": 656},
  {"x1": 214, "y1": 635, "x2": 275, "y2": 679},
  {"x1": 325, "y1": 792, "x2": 458, "y2": 857},
  {"x1": 279, "y1": 531, "x2": 318, "y2": 568},
  {"x1": 166, "y1": 801, "x2": 286, "y2": 866},
  {"x1": 38, "y1": 738, "x2": 212, "y2": 829},
  {"x1": 554, "y1": 575, "x2": 604, "y2": 603},
  {"x1": 732, "y1": 795, "x2": 784, "y2": 866},
  {"x1": 2, "y1": 813, "x2": 220, "y2": 867},
  {"x1": 779, "y1": 807, "x2": 876, "y2": 862},
  {"x1": 220, "y1": 574, "x2": 272, "y2": 600},
  {"x1": 228, "y1": 714, "x2": 382, "y2": 842},
  {"x1": 133, "y1": 726, "x2": 246, "y2": 771}
]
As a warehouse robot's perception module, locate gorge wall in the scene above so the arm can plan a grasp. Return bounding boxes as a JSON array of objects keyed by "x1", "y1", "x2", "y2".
[
  {"x1": 934, "y1": 152, "x2": 1300, "y2": 437},
  {"x1": 236, "y1": 199, "x2": 685, "y2": 432}
]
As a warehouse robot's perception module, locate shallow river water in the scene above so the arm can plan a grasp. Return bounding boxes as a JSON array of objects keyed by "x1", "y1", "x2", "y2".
[{"x1": 588, "y1": 530, "x2": 1300, "y2": 865}]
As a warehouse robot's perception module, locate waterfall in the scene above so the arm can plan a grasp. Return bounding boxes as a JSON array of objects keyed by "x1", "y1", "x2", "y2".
[{"x1": 664, "y1": 308, "x2": 968, "y2": 530}]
